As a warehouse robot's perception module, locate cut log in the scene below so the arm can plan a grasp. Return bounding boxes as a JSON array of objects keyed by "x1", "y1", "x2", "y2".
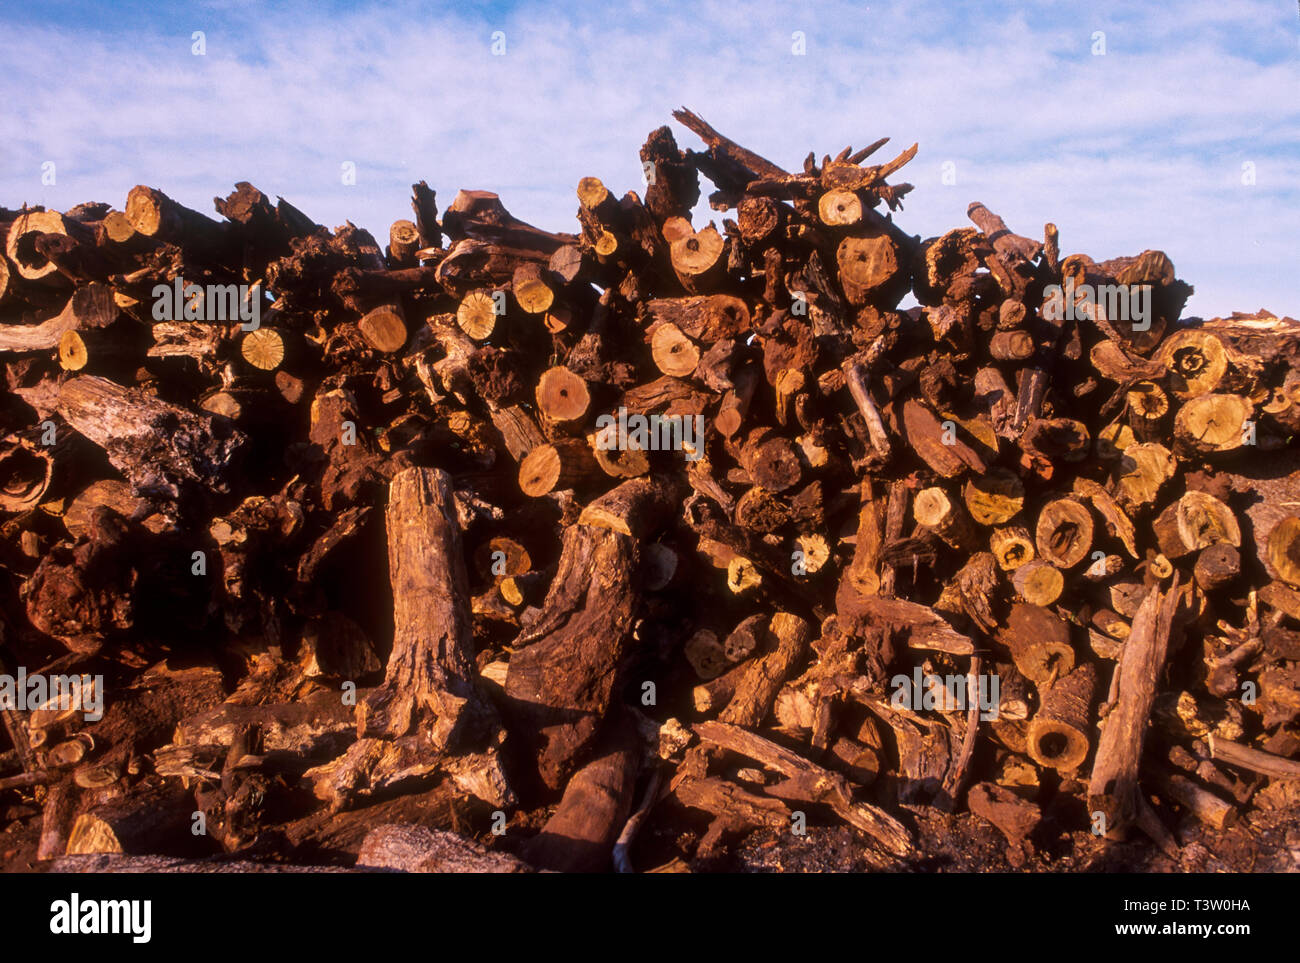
[
  {"x1": 359, "y1": 302, "x2": 408, "y2": 353},
  {"x1": 719, "y1": 612, "x2": 811, "y2": 727},
  {"x1": 990, "y1": 525, "x2": 1035, "y2": 572},
  {"x1": 457, "y1": 289, "x2": 499, "y2": 340},
  {"x1": 1026, "y1": 663, "x2": 1096, "y2": 771},
  {"x1": 535, "y1": 366, "x2": 590, "y2": 424},
  {"x1": 963, "y1": 468, "x2": 1024, "y2": 526},
  {"x1": 240, "y1": 327, "x2": 286, "y2": 371},
  {"x1": 1035, "y1": 497, "x2": 1094, "y2": 569},
  {"x1": 913, "y1": 486, "x2": 979, "y2": 550},
  {"x1": 512, "y1": 262, "x2": 554, "y2": 315},
  {"x1": 650, "y1": 323, "x2": 700, "y2": 377},
  {"x1": 998, "y1": 603, "x2": 1074, "y2": 684},
  {"x1": 518, "y1": 438, "x2": 600, "y2": 496}
]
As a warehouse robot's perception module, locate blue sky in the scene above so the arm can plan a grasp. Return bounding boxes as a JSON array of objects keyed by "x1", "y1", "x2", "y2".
[{"x1": 2, "y1": 0, "x2": 1297, "y2": 317}]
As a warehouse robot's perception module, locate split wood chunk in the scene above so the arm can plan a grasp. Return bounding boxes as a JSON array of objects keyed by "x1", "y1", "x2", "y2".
[
  {"x1": 913, "y1": 486, "x2": 979, "y2": 550},
  {"x1": 1152, "y1": 491, "x2": 1240, "y2": 559},
  {"x1": 650, "y1": 322, "x2": 700, "y2": 377},
  {"x1": 998, "y1": 299, "x2": 1027, "y2": 330},
  {"x1": 1267, "y1": 516, "x2": 1300, "y2": 587},
  {"x1": 518, "y1": 438, "x2": 600, "y2": 496},
  {"x1": 548, "y1": 244, "x2": 584, "y2": 285},
  {"x1": 642, "y1": 294, "x2": 750, "y2": 344},
  {"x1": 1021, "y1": 417, "x2": 1090, "y2": 469},
  {"x1": 1035, "y1": 497, "x2": 1094, "y2": 569},
  {"x1": 488, "y1": 405, "x2": 546, "y2": 463},
  {"x1": 836, "y1": 481, "x2": 885, "y2": 605},
  {"x1": 1072, "y1": 477, "x2": 1138, "y2": 559},
  {"x1": 1027, "y1": 662, "x2": 1096, "y2": 772},
  {"x1": 827, "y1": 738, "x2": 881, "y2": 786},
  {"x1": 512, "y1": 262, "x2": 554, "y2": 314},
  {"x1": 674, "y1": 776, "x2": 790, "y2": 852},
  {"x1": 963, "y1": 467, "x2": 1024, "y2": 526},
  {"x1": 535, "y1": 365, "x2": 590, "y2": 423},
  {"x1": 1096, "y1": 420, "x2": 1136, "y2": 460},
  {"x1": 990, "y1": 525, "x2": 1035, "y2": 571},
  {"x1": 998, "y1": 603, "x2": 1074, "y2": 684},
  {"x1": 62, "y1": 480, "x2": 145, "y2": 539},
  {"x1": 1173, "y1": 393, "x2": 1252, "y2": 455},
  {"x1": 818, "y1": 190, "x2": 863, "y2": 226},
  {"x1": 842, "y1": 596, "x2": 975, "y2": 654},
  {"x1": 734, "y1": 486, "x2": 790, "y2": 531},
  {"x1": 240, "y1": 327, "x2": 285, "y2": 371},
  {"x1": 359, "y1": 302, "x2": 407, "y2": 353},
  {"x1": 441, "y1": 188, "x2": 576, "y2": 252},
  {"x1": 993, "y1": 663, "x2": 1033, "y2": 722},
  {"x1": 457, "y1": 289, "x2": 499, "y2": 340},
  {"x1": 936, "y1": 551, "x2": 1001, "y2": 633},
  {"x1": 900, "y1": 399, "x2": 988, "y2": 477},
  {"x1": 37, "y1": 781, "x2": 78, "y2": 860}
]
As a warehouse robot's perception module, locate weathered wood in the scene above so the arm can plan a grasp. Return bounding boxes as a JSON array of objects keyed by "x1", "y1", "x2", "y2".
[{"x1": 1088, "y1": 578, "x2": 1181, "y2": 837}]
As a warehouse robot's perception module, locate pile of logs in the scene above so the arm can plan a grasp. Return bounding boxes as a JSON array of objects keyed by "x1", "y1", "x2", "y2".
[{"x1": 2, "y1": 108, "x2": 1298, "y2": 873}]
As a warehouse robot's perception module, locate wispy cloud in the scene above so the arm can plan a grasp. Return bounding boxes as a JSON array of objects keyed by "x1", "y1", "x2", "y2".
[{"x1": 1, "y1": 0, "x2": 1296, "y2": 316}]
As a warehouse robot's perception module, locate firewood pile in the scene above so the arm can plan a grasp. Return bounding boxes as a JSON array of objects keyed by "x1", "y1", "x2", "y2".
[{"x1": 1, "y1": 108, "x2": 1298, "y2": 873}]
